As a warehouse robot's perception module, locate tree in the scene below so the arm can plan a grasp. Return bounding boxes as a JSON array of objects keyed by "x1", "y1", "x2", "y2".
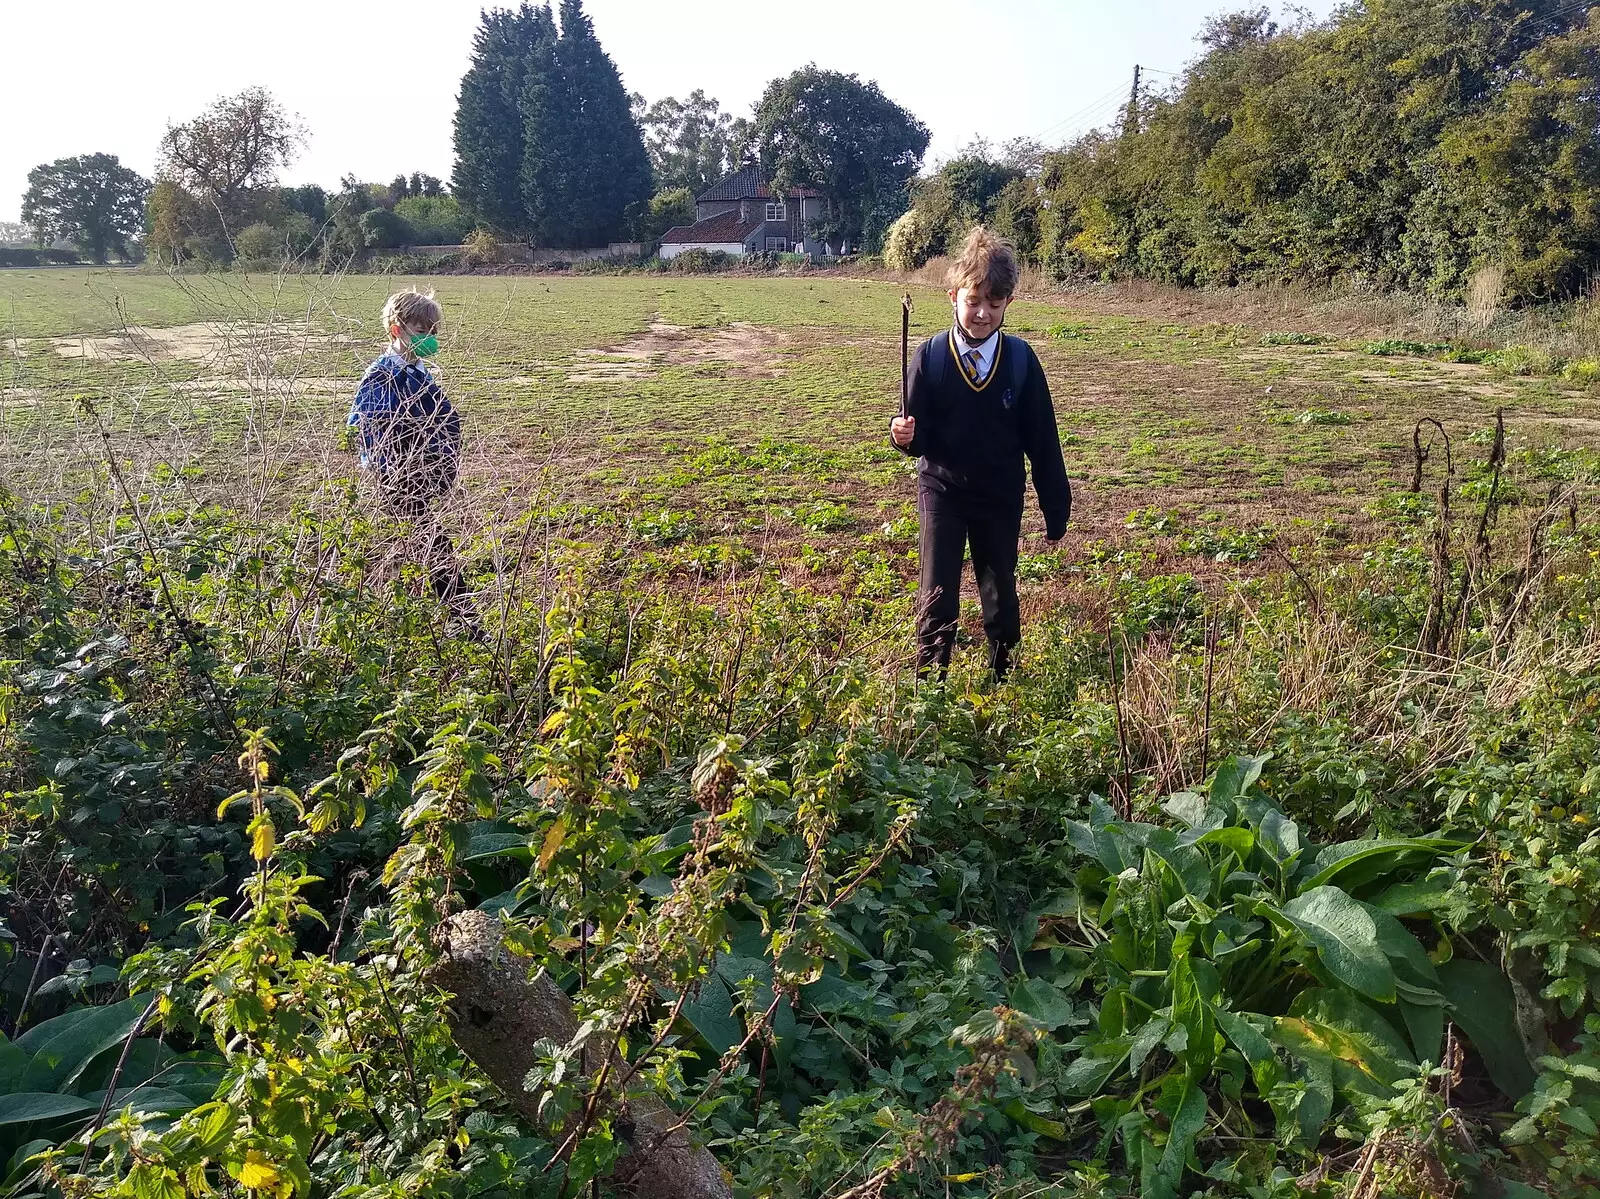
[
  {"x1": 751, "y1": 65, "x2": 929, "y2": 252},
  {"x1": 0, "y1": 220, "x2": 31, "y2": 245},
  {"x1": 456, "y1": 0, "x2": 652, "y2": 246},
  {"x1": 21, "y1": 153, "x2": 149, "y2": 262},
  {"x1": 634, "y1": 186, "x2": 696, "y2": 242},
  {"x1": 547, "y1": 0, "x2": 652, "y2": 246},
  {"x1": 639, "y1": 90, "x2": 748, "y2": 193},
  {"x1": 515, "y1": 4, "x2": 568, "y2": 243},
  {"x1": 157, "y1": 87, "x2": 306, "y2": 234},
  {"x1": 454, "y1": 4, "x2": 554, "y2": 233}
]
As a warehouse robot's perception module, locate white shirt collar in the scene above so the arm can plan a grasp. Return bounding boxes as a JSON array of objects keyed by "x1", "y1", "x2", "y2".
[{"x1": 952, "y1": 325, "x2": 1000, "y2": 381}]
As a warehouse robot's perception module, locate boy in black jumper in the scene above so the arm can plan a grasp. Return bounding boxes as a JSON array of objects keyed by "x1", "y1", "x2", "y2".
[{"x1": 890, "y1": 228, "x2": 1071, "y2": 679}]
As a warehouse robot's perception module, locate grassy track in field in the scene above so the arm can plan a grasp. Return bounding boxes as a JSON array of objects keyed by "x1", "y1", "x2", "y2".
[{"x1": 4, "y1": 268, "x2": 1596, "y2": 592}]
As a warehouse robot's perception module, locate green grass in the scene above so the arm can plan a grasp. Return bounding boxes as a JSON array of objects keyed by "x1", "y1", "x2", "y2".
[{"x1": 5, "y1": 267, "x2": 1600, "y2": 577}]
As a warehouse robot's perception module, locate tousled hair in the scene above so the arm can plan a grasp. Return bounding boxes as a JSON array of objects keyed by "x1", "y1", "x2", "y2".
[
  {"x1": 947, "y1": 227, "x2": 1019, "y2": 299},
  {"x1": 382, "y1": 288, "x2": 442, "y2": 334}
]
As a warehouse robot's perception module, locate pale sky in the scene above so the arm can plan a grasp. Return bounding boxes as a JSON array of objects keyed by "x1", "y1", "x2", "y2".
[{"x1": 1, "y1": 0, "x2": 1334, "y2": 224}]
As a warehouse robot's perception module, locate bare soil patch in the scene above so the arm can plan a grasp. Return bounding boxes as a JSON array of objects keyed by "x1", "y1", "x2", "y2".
[
  {"x1": 16, "y1": 322, "x2": 355, "y2": 368},
  {"x1": 565, "y1": 321, "x2": 788, "y2": 383}
]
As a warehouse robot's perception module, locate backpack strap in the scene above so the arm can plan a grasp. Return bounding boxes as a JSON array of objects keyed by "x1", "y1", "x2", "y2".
[
  {"x1": 1002, "y1": 332, "x2": 1030, "y2": 400},
  {"x1": 922, "y1": 334, "x2": 947, "y2": 390}
]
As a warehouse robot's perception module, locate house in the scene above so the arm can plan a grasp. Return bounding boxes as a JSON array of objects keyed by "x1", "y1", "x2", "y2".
[{"x1": 658, "y1": 166, "x2": 837, "y2": 259}]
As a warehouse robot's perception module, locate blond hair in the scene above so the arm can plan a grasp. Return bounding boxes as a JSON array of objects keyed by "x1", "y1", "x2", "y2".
[
  {"x1": 947, "y1": 227, "x2": 1019, "y2": 299},
  {"x1": 382, "y1": 288, "x2": 442, "y2": 334}
]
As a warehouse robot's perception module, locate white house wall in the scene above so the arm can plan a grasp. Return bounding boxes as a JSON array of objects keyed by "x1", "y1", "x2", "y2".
[{"x1": 659, "y1": 242, "x2": 749, "y2": 260}]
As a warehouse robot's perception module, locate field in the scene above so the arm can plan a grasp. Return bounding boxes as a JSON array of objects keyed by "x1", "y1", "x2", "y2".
[
  {"x1": 5, "y1": 268, "x2": 1600, "y2": 1199},
  {"x1": 7, "y1": 267, "x2": 1593, "y2": 591}
]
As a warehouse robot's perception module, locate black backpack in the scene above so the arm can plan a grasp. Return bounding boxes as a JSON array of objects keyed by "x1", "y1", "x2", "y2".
[{"x1": 921, "y1": 331, "x2": 1031, "y2": 409}]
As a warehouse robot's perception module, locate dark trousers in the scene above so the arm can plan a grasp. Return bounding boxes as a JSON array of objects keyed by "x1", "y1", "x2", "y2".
[
  {"x1": 916, "y1": 484, "x2": 1023, "y2": 677},
  {"x1": 380, "y1": 483, "x2": 466, "y2": 606}
]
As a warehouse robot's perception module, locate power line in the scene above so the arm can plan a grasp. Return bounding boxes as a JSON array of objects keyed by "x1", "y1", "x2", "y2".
[
  {"x1": 1032, "y1": 92, "x2": 1131, "y2": 145},
  {"x1": 1030, "y1": 81, "x2": 1132, "y2": 141}
]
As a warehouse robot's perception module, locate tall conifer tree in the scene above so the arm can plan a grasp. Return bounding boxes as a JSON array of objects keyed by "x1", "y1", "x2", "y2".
[
  {"x1": 518, "y1": 5, "x2": 571, "y2": 246},
  {"x1": 454, "y1": 0, "x2": 651, "y2": 245},
  {"x1": 552, "y1": 0, "x2": 652, "y2": 247},
  {"x1": 453, "y1": 5, "x2": 546, "y2": 233}
]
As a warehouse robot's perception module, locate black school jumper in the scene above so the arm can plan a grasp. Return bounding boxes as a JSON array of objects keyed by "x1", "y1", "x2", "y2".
[{"x1": 894, "y1": 329, "x2": 1071, "y2": 677}]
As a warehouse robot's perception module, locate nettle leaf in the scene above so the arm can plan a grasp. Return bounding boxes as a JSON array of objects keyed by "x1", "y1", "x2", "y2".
[
  {"x1": 1273, "y1": 988, "x2": 1414, "y2": 1097},
  {"x1": 1437, "y1": 959, "x2": 1537, "y2": 1099},
  {"x1": 1280, "y1": 886, "x2": 1395, "y2": 1001}
]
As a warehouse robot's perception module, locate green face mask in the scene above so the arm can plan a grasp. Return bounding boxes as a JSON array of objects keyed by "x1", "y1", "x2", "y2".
[{"x1": 408, "y1": 332, "x2": 440, "y2": 357}]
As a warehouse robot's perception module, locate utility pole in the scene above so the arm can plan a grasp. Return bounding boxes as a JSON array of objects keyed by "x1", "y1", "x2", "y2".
[{"x1": 1124, "y1": 63, "x2": 1142, "y2": 135}]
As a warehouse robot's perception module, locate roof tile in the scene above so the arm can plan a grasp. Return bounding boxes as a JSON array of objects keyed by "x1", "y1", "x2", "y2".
[{"x1": 659, "y1": 210, "x2": 762, "y2": 245}]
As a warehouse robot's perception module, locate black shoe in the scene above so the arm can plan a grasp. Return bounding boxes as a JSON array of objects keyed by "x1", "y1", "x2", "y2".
[{"x1": 987, "y1": 641, "x2": 1013, "y2": 681}]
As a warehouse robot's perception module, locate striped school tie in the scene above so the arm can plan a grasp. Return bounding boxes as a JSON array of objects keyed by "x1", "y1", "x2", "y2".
[{"x1": 962, "y1": 347, "x2": 984, "y2": 383}]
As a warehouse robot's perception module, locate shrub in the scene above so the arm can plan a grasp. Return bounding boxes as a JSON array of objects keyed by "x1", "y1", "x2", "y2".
[
  {"x1": 392, "y1": 195, "x2": 472, "y2": 245},
  {"x1": 883, "y1": 207, "x2": 935, "y2": 272},
  {"x1": 668, "y1": 248, "x2": 733, "y2": 273},
  {"x1": 462, "y1": 229, "x2": 504, "y2": 266},
  {"x1": 359, "y1": 207, "x2": 411, "y2": 250},
  {"x1": 234, "y1": 222, "x2": 282, "y2": 262},
  {"x1": 0, "y1": 248, "x2": 42, "y2": 267}
]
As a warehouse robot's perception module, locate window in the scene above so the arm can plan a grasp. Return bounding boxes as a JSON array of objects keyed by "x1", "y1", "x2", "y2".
[
  {"x1": 765, "y1": 236, "x2": 788, "y2": 252},
  {"x1": 765, "y1": 201, "x2": 787, "y2": 222}
]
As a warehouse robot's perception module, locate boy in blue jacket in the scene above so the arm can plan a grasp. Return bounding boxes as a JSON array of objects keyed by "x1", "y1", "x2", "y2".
[
  {"x1": 890, "y1": 228, "x2": 1071, "y2": 680},
  {"x1": 348, "y1": 289, "x2": 468, "y2": 607}
]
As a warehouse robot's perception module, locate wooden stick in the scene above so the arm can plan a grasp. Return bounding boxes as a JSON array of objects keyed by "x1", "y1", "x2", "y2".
[{"x1": 899, "y1": 293, "x2": 913, "y2": 417}]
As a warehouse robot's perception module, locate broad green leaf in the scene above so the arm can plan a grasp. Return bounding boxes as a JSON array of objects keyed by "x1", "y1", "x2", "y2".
[
  {"x1": 1157, "y1": 1080, "x2": 1208, "y2": 1187},
  {"x1": 1128, "y1": 1016, "x2": 1171, "y2": 1074},
  {"x1": 82, "y1": 1086, "x2": 198, "y2": 1115},
  {"x1": 1301, "y1": 838, "x2": 1458, "y2": 893},
  {"x1": 0, "y1": 1040, "x2": 28, "y2": 1092},
  {"x1": 0, "y1": 1093, "x2": 97, "y2": 1124},
  {"x1": 1437, "y1": 959, "x2": 1536, "y2": 1099},
  {"x1": 1162, "y1": 791, "x2": 1208, "y2": 828},
  {"x1": 16, "y1": 998, "x2": 147, "y2": 1092},
  {"x1": 677, "y1": 975, "x2": 741, "y2": 1056},
  {"x1": 1371, "y1": 874, "x2": 1472, "y2": 924},
  {"x1": 1292, "y1": 1054, "x2": 1334, "y2": 1144},
  {"x1": 1280, "y1": 886, "x2": 1395, "y2": 1001},
  {"x1": 1011, "y1": 977, "x2": 1075, "y2": 1031},
  {"x1": 1208, "y1": 755, "x2": 1267, "y2": 804},
  {"x1": 1144, "y1": 829, "x2": 1212, "y2": 899},
  {"x1": 461, "y1": 830, "x2": 531, "y2": 862},
  {"x1": 1272, "y1": 988, "x2": 1413, "y2": 1097},
  {"x1": 1360, "y1": 902, "x2": 1440, "y2": 991},
  {"x1": 1168, "y1": 952, "x2": 1215, "y2": 1076},
  {"x1": 1194, "y1": 826, "x2": 1254, "y2": 858},
  {"x1": 1063, "y1": 1038, "x2": 1131, "y2": 1095},
  {"x1": 4, "y1": 1139, "x2": 52, "y2": 1187},
  {"x1": 1002, "y1": 1099, "x2": 1068, "y2": 1139},
  {"x1": 1216, "y1": 1008, "x2": 1279, "y2": 1092},
  {"x1": 1257, "y1": 809, "x2": 1300, "y2": 863},
  {"x1": 1399, "y1": 998, "x2": 1444, "y2": 1065}
]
